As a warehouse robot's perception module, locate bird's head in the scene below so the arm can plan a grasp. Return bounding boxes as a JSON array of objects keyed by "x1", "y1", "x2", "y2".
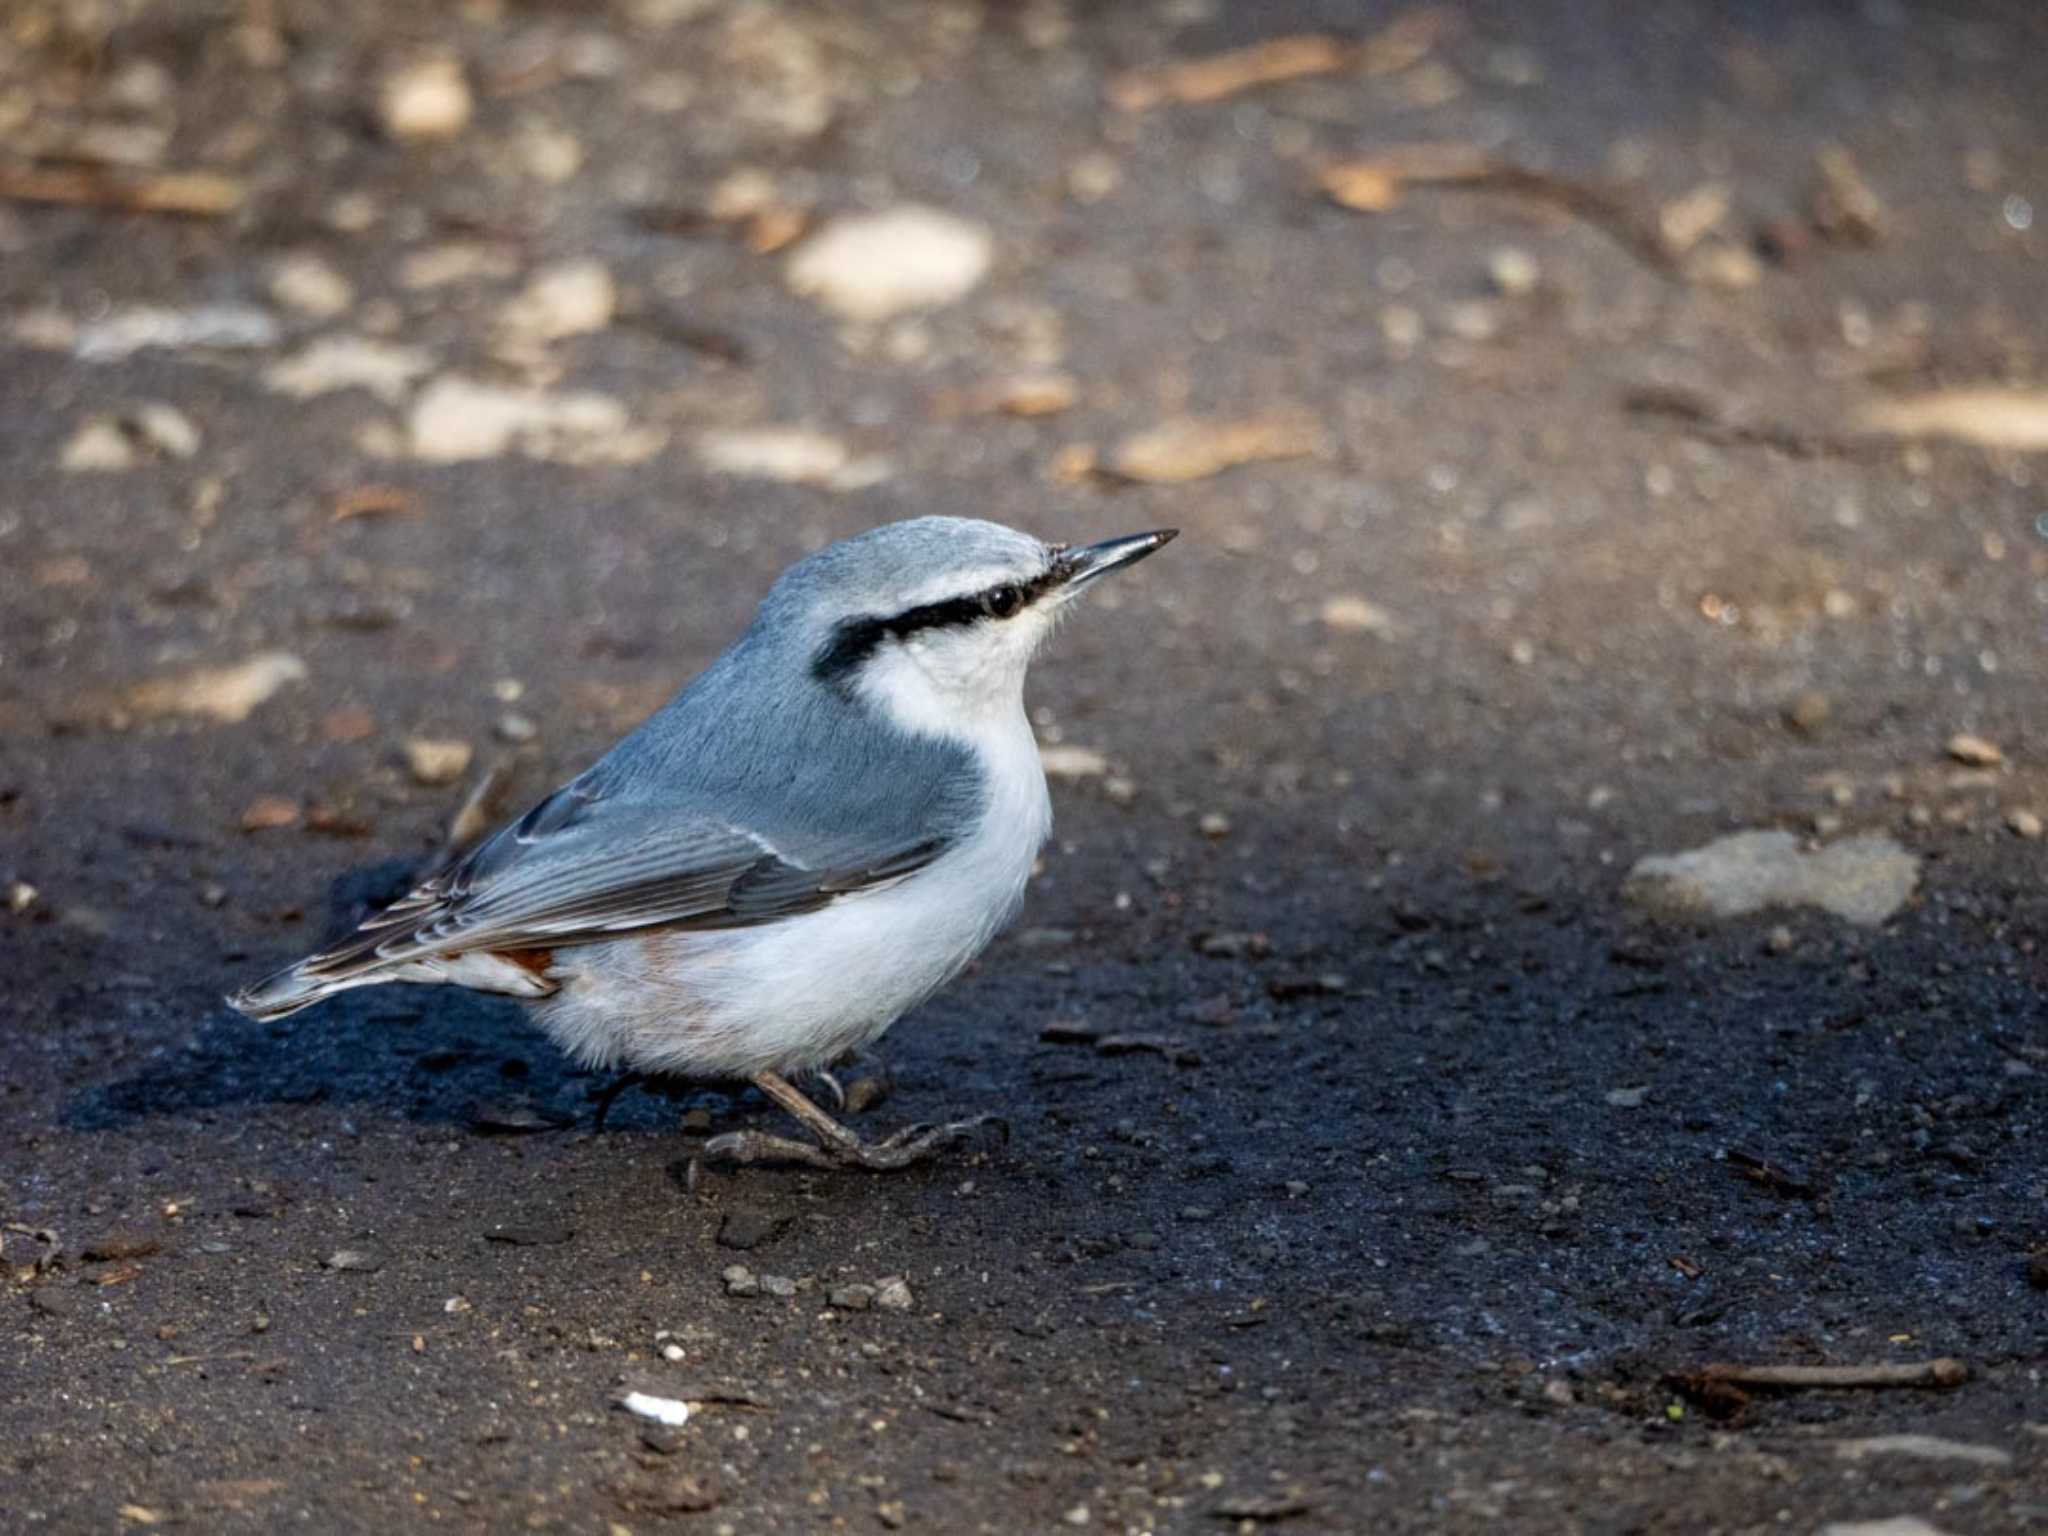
[{"x1": 762, "y1": 516, "x2": 1175, "y2": 738}]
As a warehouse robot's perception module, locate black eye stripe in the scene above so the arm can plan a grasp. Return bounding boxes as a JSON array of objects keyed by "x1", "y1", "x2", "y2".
[{"x1": 812, "y1": 566, "x2": 1065, "y2": 684}]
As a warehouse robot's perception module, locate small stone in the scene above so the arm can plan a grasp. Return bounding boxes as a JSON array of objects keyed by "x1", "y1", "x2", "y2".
[
  {"x1": 514, "y1": 122, "x2": 583, "y2": 184},
  {"x1": 404, "y1": 737, "x2": 473, "y2": 787},
  {"x1": 618, "y1": 1391, "x2": 692, "y2": 1428},
  {"x1": 1605, "y1": 1085, "x2": 1648, "y2": 1108},
  {"x1": 785, "y1": 206, "x2": 994, "y2": 323},
  {"x1": 269, "y1": 253, "x2": 354, "y2": 318},
  {"x1": 759, "y1": 1274, "x2": 797, "y2": 1298},
  {"x1": 496, "y1": 713, "x2": 538, "y2": 744},
  {"x1": 81, "y1": 1230, "x2": 163, "y2": 1262},
  {"x1": 6, "y1": 881, "x2": 36, "y2": 913},
  {"x1": 266, "y1": 336, "x2": 436, "y2": 405},
  {"x1": 378, "y1": 55, "x2": 474, "y2": 142},
  {"x1": 877, "y1": 1501, "x2": 907, "y2": 1530},
  {"x1": 716, "y1": 1210, "x2": 792, "y2": 1251},
  {"x1": 660, "y1": 1342, "x2": 686, "y2": 1363},
  {"x1": 829, "y1": 1283, "x2": 875, "y2": 1311},
  {"x1": 28, "y1": 1285, "x2": 76, "y2": 1317},
  {"x1": 1444, "y1": 300, "x2": 1499, "y2": 341},
  {"x1": 693, "y1": 426, "x2": 880, "y2": 490},
  {"x1": 1946, "y1": 733, "x2": 2003, "y2": 767},
  {"x1": 2005, "y1": 808, "x2": 2042, "y2": 839},
  {"x1": 720, "y1": 1264, "x2": 760, "y2": 1297},
  {"x1": 873, "y1": 1276, "x2": 914, "y2": 1312},
  {"x1": 325, "y1": 1248, "x2": 384, "y2": 1273},
  {"x1": 1319, "y1": 595, "x2": 1398, "y2": 636},
  {"x1": 133, "y1": 403, "x2": 201, "y2": 459},
  {"x1": 1764, "y1": 924, "x2": 1795, "y2": 955},
  {"x1": 1658, "y1": 181, "x2": 1731, "y2": 254},
  {"x1": 499, "y1": 260, "x2": 616, "y2": 345},
  {"x1": 1040, "y1": 744, "x2": 1109, "y2": 780},
  {"x1": 1684, "y1": 243, "x2": 1763, "y2": 290},
  {"x1": 1541, "y1": 1378, "x2": 1575, "y2": 1406},
  {"x1": 238, "y1": 795, "x2": 300, "y2": 832},
  {"x1": 60, "y1": 418, "x2": 137, "y2": 473},
  {"x1": 1624, "y1": 829, "x2": 1919, "y2": 927},
  {"x1": 1784, "y1": 690, "x2": 1831, "y2": 733},
  {"x1": 1197, "y1": 812, "x2": 1232, "y2": 840},
  {"x1": 1487, "y1": 246, "x2": 1540, "y2": 296},
  {"x1": 1067, "y1": 151, "x2": 1121, "y2": 203}
]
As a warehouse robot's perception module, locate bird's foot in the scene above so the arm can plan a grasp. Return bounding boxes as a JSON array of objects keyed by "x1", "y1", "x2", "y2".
[{"x1": 701, "y1": 1113, "x2": 1005, "y2": 1172}]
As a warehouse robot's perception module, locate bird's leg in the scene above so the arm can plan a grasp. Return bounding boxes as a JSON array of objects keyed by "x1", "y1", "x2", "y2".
[
  {"x1": 701, "y1": 1070, "x2": 1004, "y2": 1172},
  {"x1": 808, "y1": 1049, "x2": 894, "y2": 1116}
]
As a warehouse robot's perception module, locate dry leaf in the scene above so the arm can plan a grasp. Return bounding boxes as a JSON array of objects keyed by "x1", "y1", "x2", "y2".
[
  {"x1": 332, "y1": 485, "x2": 420, "y2": 522},
  {"x1": 1852, "y1": 389, "x2": 2048, "y2": 451},
  {"x1": 1110, "y1": 414, "x2": 1325, "y2": 484}
]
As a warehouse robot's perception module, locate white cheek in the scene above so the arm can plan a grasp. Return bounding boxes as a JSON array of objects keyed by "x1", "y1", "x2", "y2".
[{"x1": 858, "y1": 617, "x2": 1049, "y2": 738}]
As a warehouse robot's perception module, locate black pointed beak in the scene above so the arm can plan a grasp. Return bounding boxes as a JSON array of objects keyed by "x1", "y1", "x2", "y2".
[{"x1": 1055, "y1": 529, "x2": 1178, "y2": 592}]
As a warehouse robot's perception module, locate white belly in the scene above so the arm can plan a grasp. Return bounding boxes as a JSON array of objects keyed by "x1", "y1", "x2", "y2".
[{"x1": 535, "y1": 718, "x2": 1051, "y2": 1079}]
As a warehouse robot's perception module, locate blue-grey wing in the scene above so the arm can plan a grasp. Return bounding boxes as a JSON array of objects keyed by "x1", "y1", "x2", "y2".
[{"x1": 288, "y1": 768, "x2": 949, "y2": 983}]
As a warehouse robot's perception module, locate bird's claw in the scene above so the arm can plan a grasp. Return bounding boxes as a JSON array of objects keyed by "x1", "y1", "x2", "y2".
[{"x1": 700, "y1": 1113, "x2": 1006, "y2": 1172}]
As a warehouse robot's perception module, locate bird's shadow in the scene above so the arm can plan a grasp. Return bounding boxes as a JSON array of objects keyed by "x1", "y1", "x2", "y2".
[{"x1": 63, "y1": 858, "x2": 728, "y2": 1136}]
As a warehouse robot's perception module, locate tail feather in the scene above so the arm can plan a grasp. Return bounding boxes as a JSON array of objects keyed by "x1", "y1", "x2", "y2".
[
  {"x1": 228, "y1": 946, "x2": 558, "y2": 1021},
  {"x1": 227, "y1": 959, "x2": 388, "y2": 1021}
]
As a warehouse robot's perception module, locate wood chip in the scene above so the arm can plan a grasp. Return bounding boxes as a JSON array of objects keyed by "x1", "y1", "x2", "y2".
[
  {"x1": 0, "y1": 163, "x2": 245, "y2": 216},
  {"x1": 1853, "y1": 388, "x2": 2048, "y2": 451},
  {"x1": 126, "y1": 653, "x2": 307, "y2": 724},
  {"x1": 1109, "y1": 413, "x2": 1324, "y2": 484},
  {"x1": 1683, "y1": 1358, "x2": 1968, "y2": 1391},
  {"x1": 1812, "y1": 144, "x2": 1887, "y2": 244},
  {"x1": 1945, "y1": 732, "x2": 2004, "y2": 768}
]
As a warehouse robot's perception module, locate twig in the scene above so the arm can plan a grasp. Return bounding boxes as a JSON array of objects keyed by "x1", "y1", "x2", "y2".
[
  {"x1": 1622, "y1": 385, "x2": 1882, "y2": 458},
  {"x1": 1108, "y1": 10, "x2": 1449, "y2": 113},
  {"x1": 444, "y1": 763, "x2": 507, "y2": 851},
  {"x1": 1724, "y1": 1148, "x2": 1816, "y2": 1198},
  {"x1": 0, "y1": 162, "x2": 245, "y2": 217},
  {"x1": 1320, "y1": 145, "x2": 1679, "y2": 275},
  {"x1": 1688, "y1": 1359, "x2": 1968, "y2": 1391}
]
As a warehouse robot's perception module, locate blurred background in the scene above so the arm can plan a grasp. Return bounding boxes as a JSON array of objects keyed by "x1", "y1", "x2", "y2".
[{"x1": 2, "y1": 2, "x2": 2044, "y2": 1531}]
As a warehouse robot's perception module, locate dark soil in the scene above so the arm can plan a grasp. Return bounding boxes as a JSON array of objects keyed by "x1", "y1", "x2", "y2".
[{"x1": 3, "y1": 2, "x2": 2044, "y2": 1531}]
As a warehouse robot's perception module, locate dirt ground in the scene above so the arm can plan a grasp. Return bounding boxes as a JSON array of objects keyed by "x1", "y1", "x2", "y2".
[{"x1": 3, "y1": 1, "x2": 2045, "y2": 1531}]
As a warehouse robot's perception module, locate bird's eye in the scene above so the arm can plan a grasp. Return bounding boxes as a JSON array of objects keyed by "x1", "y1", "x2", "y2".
[{"x1": 982, "y1": 584, "x2": 1024, "y2": 620}]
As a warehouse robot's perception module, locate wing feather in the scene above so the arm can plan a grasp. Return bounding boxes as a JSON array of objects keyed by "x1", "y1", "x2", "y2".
[{"x1": 292, "y1": 770, "x2": 950, "y2": 984}]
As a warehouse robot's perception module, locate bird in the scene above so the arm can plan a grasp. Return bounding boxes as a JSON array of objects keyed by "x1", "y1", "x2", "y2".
[{"x1": 229, "y1": 517, "x2": 1175, "y2": 1170}]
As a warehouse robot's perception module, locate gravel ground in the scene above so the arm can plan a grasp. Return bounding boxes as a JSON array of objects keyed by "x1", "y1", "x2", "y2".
[{"x1": 3, "y1": 2, "x2": 2045, "y2": 1531}]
